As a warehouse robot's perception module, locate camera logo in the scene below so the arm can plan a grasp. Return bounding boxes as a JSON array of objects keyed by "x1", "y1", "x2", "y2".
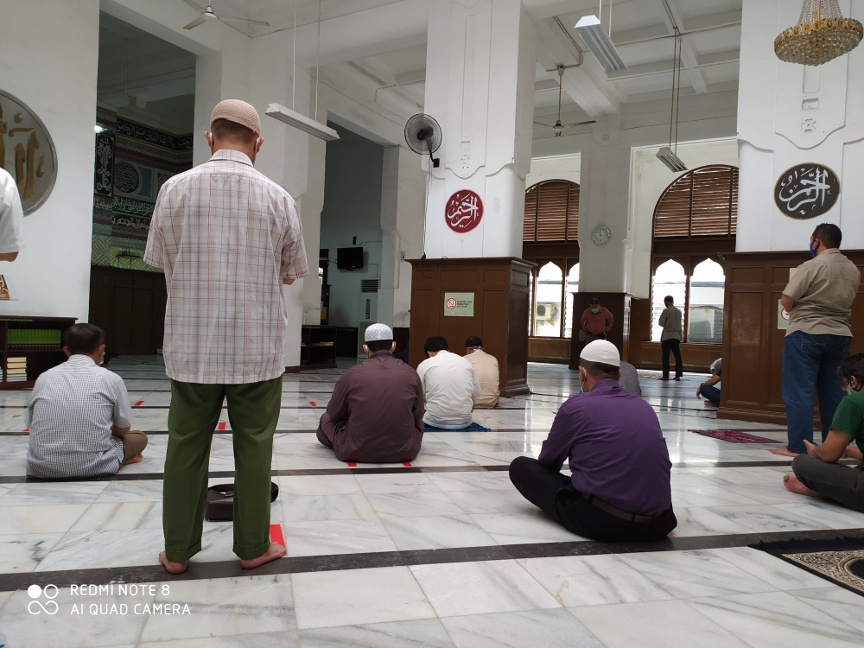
[{"x1": 27, "y1": 584, "x2": 59, "y2": 615}]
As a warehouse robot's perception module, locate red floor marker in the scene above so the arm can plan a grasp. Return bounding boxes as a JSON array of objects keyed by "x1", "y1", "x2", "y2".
[
  {"x1": 133, "y1": 401, "x2": 144, "y2": 407},
  {"x1": 403, "y1": 462, "x2": 412, "y2": 467},
  {"x1": 309, "y1": 401, "x2": 317, "y2": 407},
  {"x1": 218, "y1": 422, "x2": 226, "y2": 430},
  {"x1": 347, "y1": 462, "x2": 357, "y2": 467},
  {"x1": 269, "y1": 524, "x2": 285, "y2": 547},
  {"x1": 23, "y1": 428, "x2": 28, "y2": 432}
]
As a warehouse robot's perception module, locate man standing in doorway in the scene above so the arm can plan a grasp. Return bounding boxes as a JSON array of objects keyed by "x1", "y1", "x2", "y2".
[
  {"x1": 659, "y1": 296, "x2": 683, "y2": 381},
  {"x1": 772, "y1": 223, "x2": 860, "y2": 457},
  {"x1": 581, "y1": 298, "x2": 613, "y2": 342},
  {"x1": 145, "y1": 100, "x2": 308, "y2": 573}
]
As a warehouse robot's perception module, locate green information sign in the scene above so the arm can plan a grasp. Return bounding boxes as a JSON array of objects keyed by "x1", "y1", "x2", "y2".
[
  {"x1": 444, "y1": 292, "x2": 475, "y2": 317},
  {"x1": 777, "y1": 299, "x2": 790, "y2": 330}
]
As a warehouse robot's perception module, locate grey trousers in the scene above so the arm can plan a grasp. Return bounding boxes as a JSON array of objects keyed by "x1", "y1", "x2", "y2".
[{"x1": 792, "y1": 454, "x2": 864, "y2": 513}]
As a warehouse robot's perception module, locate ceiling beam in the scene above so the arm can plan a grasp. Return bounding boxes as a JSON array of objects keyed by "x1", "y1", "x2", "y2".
[{"x1": 657, "y1": 0, "x2": 707, "y2": 94}]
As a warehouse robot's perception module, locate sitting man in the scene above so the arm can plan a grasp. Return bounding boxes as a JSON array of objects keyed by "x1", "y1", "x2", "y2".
[
  {"x1": 417, "y1": 336, "x2": 480, "y2": 429},
  {"x1": 696, "y1": 358, "x2": 722, "y2": 407},
  {"x1": 618, "y1": 360, "x2": 642, "y2": 397},
  {"x1": 465, "y1": 336, "x2": 499, "y2": 409},
  {"x1": 26, "y1": 323, "x2": 147, "y2": 478},
  {"x1": 509, "y1": 340, "x2": 677, "y2": 542},
  {"x1": 317, "y1": 323, "x2": 424, "y2": 462},
  {"x1": 784, "y1": 353, "x2": 864, "y2": 511}
]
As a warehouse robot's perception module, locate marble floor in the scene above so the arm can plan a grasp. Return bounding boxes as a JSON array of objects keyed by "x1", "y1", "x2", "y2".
[{"x1": 1, "y1": 355, "x2": 863, "y2": 647}]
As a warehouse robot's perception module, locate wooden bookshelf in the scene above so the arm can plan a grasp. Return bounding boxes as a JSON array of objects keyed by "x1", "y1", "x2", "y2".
[
  {"x1": 299, "y1": 325, "x2": 337, "y2": 370},
  {"x1": 0, "y1": 316, "x2": 77, "y2": 390}
]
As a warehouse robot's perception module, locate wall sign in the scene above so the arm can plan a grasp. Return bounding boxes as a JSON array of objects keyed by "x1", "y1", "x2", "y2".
[
  {"x1": 0, "y1": 89, "x2": 58, "y2": 215},
  {"x1": 777, "y1": 299, "x2": 790, "y2": 330},
  {"x1": 774, "y1": 164, "x2": 840, "y2": 220},
  {"x1": 445, "y1": 189, "x2": 483, "y2": 233},
  {"x1": 444, "y1": 292, "x2": 475, "y2": 317}
]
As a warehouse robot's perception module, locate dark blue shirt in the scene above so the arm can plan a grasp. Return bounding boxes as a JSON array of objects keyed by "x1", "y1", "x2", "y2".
[{"x1": 538, "y1": 379, "x2": 672, "y2": 516}]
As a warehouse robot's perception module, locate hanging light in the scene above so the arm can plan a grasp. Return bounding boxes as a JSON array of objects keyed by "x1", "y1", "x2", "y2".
[{"x1": 775, "y1": 0, "x2": 863, "y2": 66}]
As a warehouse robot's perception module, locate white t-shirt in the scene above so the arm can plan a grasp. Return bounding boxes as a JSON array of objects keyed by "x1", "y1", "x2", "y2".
[
  {"x1": 416, "y1": 350, "x2": 481, "y2": 427},
  {"x1": 0, "y1": 168, "x2": 24, "y2": 254}
]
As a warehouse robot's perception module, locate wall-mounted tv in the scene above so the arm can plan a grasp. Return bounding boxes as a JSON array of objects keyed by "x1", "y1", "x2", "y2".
[{"x1": 336, "y1": 246, "x2": 364, "y2": 270}]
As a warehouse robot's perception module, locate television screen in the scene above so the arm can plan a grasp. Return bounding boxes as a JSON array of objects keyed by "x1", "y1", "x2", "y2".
[{"x1": 336, "y1": 247, "x2": 364, "y2": 270}]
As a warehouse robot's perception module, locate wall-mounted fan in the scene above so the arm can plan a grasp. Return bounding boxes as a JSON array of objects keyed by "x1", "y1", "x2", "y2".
[
  {"x1": 404, "y1": 114, "x2": 442, "y2": 168},
  {"x1": 534, "y1": 67, "x2": 595, "y2": 137},
  {"x1": 181, "y1": 0, "x2": 270, "y2": 30}
]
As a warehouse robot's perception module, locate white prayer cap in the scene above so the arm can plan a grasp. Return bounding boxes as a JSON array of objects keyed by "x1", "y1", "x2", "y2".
[
  {"x1": 210, "y1": 99, "x2": 261, "y2": 135},
  {"x1": 365, "y1": 323, "x2": 393, "y2": 342},
  {"x1": 579, "y1": 340, "x2": 620, "y2": 367}
]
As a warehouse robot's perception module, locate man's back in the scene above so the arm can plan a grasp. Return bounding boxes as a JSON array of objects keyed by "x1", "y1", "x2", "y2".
[
  {"x1": 785, "y1": 249, "x2": 860, "y2": 337},
  {"x1": 417, "y1": 350, "x2": 480, "y2": 426},
  {"x1": 467, "y1": 350, "x2": 499, "y2": 408},
  {"x1": 618, "y1": 361, "x2": 642, "y2": 396},
  {"x1": 26, "y1": 356, "x2": 131, "y2": 478},
  {"x1": 539, "y1": 380, "x2": 671, "y2": 516},
  {"x1": 659, "y1": 306, "x2": 682, "y2": 340}
]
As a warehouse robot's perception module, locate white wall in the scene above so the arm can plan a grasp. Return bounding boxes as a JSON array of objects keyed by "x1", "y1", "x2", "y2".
[
  {"x1": 525, "y1": 154, "x2": 581, "y2": 187},
  {"x1": 0, "y1": 0, "x2": 100, "y2": 322}
]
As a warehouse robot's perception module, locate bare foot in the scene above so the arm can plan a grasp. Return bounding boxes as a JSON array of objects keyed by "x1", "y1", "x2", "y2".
[
  {"x1": 159, "y1": 551, "x2": 188, "y2": 574},
  {"x1": 240, "y1": 542, "x2": 286, "y2": 569},
  {"x1": 769, "y1": 447, "x2": 800, "y2": 457},
  {"x1": 703, "y1": 401, "x2": 719, "y2": 408},
  {"x1": 843, "y1": 446, "x2": 864, "y2": 461},
  {"x1": 124, "y1": 452, "x2": 144, "y2": 465},
  {"x1": 783, "y1": 474, "x2": 825, "y2": 499}
]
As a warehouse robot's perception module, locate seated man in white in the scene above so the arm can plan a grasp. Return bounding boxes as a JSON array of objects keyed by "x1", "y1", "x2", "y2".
[
  {"x1": 417, "y1": 336, "x2": 480, "y2": 429},
  {"x1": 26, "y1": 323, "x2": 148, "y2": 478}
]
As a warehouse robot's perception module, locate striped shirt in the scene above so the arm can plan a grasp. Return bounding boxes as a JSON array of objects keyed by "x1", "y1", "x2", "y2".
[
  {"x1": 144, "y1": 149, "x2": 308, "y2": 384},
  {"x1": 26, "y1": 355, "x2": 131, "y2": 478}
]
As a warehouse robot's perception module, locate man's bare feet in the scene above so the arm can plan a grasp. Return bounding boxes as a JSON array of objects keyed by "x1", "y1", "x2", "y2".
[
  {"x1": 769, "y1": 447, "x2": 799, "y2": 457},
  {"x1": 843, "y1": 445, "x2": 864, "y2": 461},
  {"x1": 159, "y1": 551, "x2": 188, "y2": 574},
  {"x1": 124, "y1": 452, "x2": 144, "y2": 465},
  {"x1": 240, "y1": 542, "x2": 286, "y2": 570},
  {"x1": 783, "y1": 474, "x2": 825, "y2": 499}
]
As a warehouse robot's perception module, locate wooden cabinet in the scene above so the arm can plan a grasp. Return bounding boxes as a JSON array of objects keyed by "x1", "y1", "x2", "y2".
[
  {"x1": 300, "y1": 325, "x2": 337, "y2": 370},
  {"x1": 0, "y1": 315, "x2": 77, "y2": 390}
]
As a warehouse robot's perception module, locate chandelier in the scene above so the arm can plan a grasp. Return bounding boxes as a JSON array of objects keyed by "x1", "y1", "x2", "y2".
[{"x1": 775, "y1": 0, "x2": 863, "y2": 66}]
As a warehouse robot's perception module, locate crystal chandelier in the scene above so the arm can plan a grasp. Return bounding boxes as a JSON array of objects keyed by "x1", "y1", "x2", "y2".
[{"x1": 775, "y1": 0, "x2": 863, "y2": 66}]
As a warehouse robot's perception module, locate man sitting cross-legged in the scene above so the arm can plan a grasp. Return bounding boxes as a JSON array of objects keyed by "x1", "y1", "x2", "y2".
[
  {"x1": 317, "y1": 323, "x2": 425, "y2": 463},
  {"x1": 784, "y1": 353, "x2": 864, "y2": 511},
  {"x1": 417, "y1": 336, "x2": 480, "y2": 430},
  {"x1": 509, "y1": 340, "x2": 677, "y2": 542},
  {"x1": 26, "y1": 323, "x2": 148, "y2": 479}
]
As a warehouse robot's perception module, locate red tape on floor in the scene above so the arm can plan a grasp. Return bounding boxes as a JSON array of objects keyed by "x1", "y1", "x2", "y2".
[
  {"x1": 269, "y1": 523, "x2": 285, "y2": 547},
  {"x1": 403, "y1": 462, "x2": 412, "y2": 467},
  {"x1": 218, "y1": 422, "x2": 226, "y2": 430},
  {"x1": 133, "y1": 401, "x2": 144, "y2": 407},
  {"x1": 347, "y1": 462, "x2": 357, "y2": 467},
  {"x1": 309, "y1": 401, "x2": 316, "y2": 407}
]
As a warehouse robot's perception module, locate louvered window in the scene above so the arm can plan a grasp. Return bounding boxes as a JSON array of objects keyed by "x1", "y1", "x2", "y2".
[
  {"x1": 653, "y1": 165, "x2": 738, "y2": 238},
  {"x1": 524, "y1": 180, "x2": 579, "y2": 243}
]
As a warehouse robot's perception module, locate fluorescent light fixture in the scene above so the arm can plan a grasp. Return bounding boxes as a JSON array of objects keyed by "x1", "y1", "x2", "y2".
[
  {"x1": 574, "y1": 15, "x2": 628, "y2": 74},
  {"x1": 265, "y1": 103, "x2": 340, "y2": 142},
  {"x1": 656, "y1": 147, "x2": 687, "y2": 172}
]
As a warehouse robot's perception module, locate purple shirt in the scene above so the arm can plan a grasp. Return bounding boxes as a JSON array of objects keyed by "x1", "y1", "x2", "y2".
[{"x1": 538, "y1": 379, "x2": 672, "y2": 516}]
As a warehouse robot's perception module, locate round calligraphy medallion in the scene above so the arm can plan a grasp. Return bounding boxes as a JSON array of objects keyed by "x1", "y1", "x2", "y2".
[
  {"x1": 445, "y1": 189, "x2": 484, "y2": 233},
  {"x1": 0, "y1": 89, "x2": 58, "y2": 215},
  {"x1": 774, "y1": 163, "x2": 840, "y2": 220}
]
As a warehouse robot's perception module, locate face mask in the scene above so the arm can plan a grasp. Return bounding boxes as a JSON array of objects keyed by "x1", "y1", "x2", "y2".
[
  {"x1": 810, "y1": 240, "x2": 819, "y2": 258},
  {"x1": 846, "y1": 384, "x2": 856, "y2": 395},
  {"x1": 591, "y1": 307, "x2": 600, "y2": 314}
]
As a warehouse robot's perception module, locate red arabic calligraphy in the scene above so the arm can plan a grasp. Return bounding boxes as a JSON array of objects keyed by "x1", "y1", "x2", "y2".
[{"x1": 445, "y1": 190, "x2": 483, "y2": 233}]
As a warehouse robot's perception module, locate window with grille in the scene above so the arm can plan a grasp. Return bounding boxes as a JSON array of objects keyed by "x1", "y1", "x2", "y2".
[
  {"x1": 653, "y1": 165, "x2": 738, "y2": 238},
  {"x1": 524, "y1": 180, "x2": 579, "y2": 242}
]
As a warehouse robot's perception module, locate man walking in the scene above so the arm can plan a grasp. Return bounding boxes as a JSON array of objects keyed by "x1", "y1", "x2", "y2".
[
  {"x1": 659, "y1": 296, "x2": 683, "y2": 381},
  {"x1": 145, "y1": 100, "x2": 308, "y2": 573},
  {"x1": 773, "y1": 223, "x2": 860, "y2": 457}
]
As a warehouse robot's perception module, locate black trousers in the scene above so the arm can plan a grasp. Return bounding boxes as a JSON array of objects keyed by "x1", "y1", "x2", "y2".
[
  {"x1": 661, "y1": 339, "x2": 683, "y2": 379},
  {"x1": 509, "y1": 456, "x2": 677, "y2": 542}
]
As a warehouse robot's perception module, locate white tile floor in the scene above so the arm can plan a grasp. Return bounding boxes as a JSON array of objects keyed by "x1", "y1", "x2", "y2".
[{"x1": 0, "y1": 355, "x2": 863, "y2": 647}]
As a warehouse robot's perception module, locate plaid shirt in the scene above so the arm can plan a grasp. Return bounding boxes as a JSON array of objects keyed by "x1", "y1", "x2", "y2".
[
  {"x1": 144, "y1": 149, "x2": 308, "y2": 384},
  {"x1": 26, "y1": 355, "x2": 130, "y2": 478}
]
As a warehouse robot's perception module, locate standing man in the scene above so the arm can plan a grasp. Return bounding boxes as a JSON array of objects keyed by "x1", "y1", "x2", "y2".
[
  {"x1": 659, "y1": 296, "x2": 683, "y2": 381},
  {"x1": 465, "y1": 336, "x2": 499, "y2": 409},
  {"x1": 145, "y1": 100, "x2": 308, "y2": 574},
  {"x1": 581, "y1": 298, "x2": 613, "y2": 342},
  {"x1": 0, "y1": 167, "x2": 24, "y2": 261},
  {"x1": 773, "y1": 223, "x2": 860, "y2": 457}
]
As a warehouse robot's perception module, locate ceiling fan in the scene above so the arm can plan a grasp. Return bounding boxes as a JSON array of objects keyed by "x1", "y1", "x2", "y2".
[
  {"x1": 181, "y1": 0, "x2": 270, "y2": 30},
  {"x1": 534, "y1": 66, "x2": 595, "y2": 137}
]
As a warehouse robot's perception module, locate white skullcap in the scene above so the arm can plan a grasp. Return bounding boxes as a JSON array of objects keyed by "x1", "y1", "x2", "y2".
[
  {"x1": 365, "y1": 323, "x2": 393, "y2": 342},
  {"x1": 579, "y1": 340, "x2": 620, "y2": 367},
  {"x1": 210, "y1": 99, "x2": 261, "y2": 135}
]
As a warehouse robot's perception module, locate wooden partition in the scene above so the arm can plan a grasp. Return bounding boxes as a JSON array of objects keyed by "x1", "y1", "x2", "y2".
[
  {"x1": 718, "y1": 250, "x2": 864, "y2": 425},
  {"x1": 408, "y1": 258, "x2": 532, "y2": 396},
  {"x1": 568, "y1": 292, "x2": 630, "y2": 369}
]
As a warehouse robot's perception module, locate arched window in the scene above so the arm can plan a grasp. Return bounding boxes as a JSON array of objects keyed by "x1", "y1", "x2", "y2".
[
  {"x1": 534, "y1": 262, "x2": 563, "y2": 337},
  {"x1": 524, "y1": 180, "x2": 579, "y2": 242},
  {"x1": 563, "y1": 263, "x2": 580, "y2": 339},
  {"x1": 651, "y1": 260, "x2": 686, "y2": 342},
  {"x1": 653, "y1": 165, "x2": 738, "y2": 238},
  {"x1": 689, "y1": 259, "x2": 725, "y2": 343}
]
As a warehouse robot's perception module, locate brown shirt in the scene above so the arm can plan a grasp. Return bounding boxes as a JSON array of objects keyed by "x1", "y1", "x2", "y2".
[
  {"x1": 784, "y1": 249, "x2": 860, "y2": 337},
  {"x1": 323, "y1": 352, "x2": 424, "y2": 462},
  {"x1": 466, "y1": 349, "x2": 499, "y2": 409},
  {"x1": 581, "y1": 307, "x2": 614, "y2": 335}
]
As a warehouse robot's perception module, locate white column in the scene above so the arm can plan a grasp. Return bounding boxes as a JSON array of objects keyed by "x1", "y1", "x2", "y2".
[{"x1": 423, "y1": 0, "x2": 536, "y2": 258}]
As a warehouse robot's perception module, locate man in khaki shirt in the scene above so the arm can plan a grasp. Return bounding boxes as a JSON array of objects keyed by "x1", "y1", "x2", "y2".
[
  {"x1": 774, "y1": 223, "x2": 860, "y2": 457},
  {"x1": 465, "y1": 336, "x2": 499, "y2": 409}
]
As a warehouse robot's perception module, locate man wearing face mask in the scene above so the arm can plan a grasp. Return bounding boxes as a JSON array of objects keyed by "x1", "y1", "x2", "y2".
[
  {"x1": 580, "y1": 298, "x2": 613, "y2": 342},
  {"x1": 773, "y1": 223, "x2": 860, "y2": 457},
  {"x1": 784, "y1": 353, "x2": 864, "y2": 511},
  {"x1": 509, "y1": 341, "x2": 676, "y2": 541}
]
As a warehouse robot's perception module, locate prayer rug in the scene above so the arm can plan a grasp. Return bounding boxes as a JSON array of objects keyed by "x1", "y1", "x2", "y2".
[
  {"x1": 753, "y1": 537, "x2": 864, "y2": 597},
  {"x1": 690, "y1": 429, "x2": 778, "y2": 443},
  {"x1": 424, "y1": 422, "x2": 492, "y2": 432}
]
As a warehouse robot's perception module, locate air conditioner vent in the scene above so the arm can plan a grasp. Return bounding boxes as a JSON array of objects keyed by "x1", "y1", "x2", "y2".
[{"x1": 361, "y1": 279, "x2": 379, "y2": 293}]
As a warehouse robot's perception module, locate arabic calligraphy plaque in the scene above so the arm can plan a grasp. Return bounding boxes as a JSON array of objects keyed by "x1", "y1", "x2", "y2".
[
  {"x1": 0, "y1": 89, "x2": 58, "y2": 215},
  {"x1": 774, "y1": 164, "x2": 840, "y2": 220},
  {"x1": 445, "y1": 189, "x2": 483, "y2": 233}
]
